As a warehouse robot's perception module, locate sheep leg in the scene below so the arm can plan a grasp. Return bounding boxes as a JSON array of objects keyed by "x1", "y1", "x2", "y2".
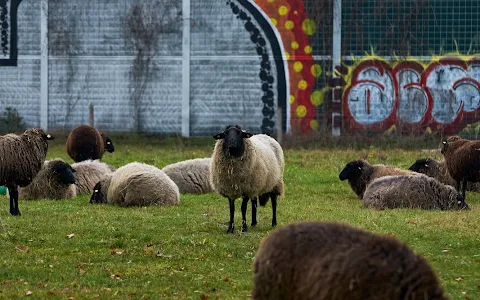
[
  {"x1": 7, "y1": 185, "x2": 20, "y2": 216},
  {"x1": 462, "y1": 178, "x2": 467, "y2": 198},
  {"x1": 226, "y1": 198, "x2": 235, "y2": 234},
  {"x1": 241, "y1": 196, "x2": 249, "y2": 232},
  {"x1": 271, "y1": 193, "x2": 277, "y2": 227},
  {"x1": 251, "y1": 197, "x2": 258, "y2": 227}
]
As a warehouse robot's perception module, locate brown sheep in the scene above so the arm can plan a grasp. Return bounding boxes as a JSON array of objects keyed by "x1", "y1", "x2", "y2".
[
  {"x1": 0, "y1": 128, "x2": 55, "y2": 215},
  {"x1": 66, "y1": 125, "x2": 115, "y2": 163},
  {"x1": 338, "y1": 159, "x2": 415, "y2": 199},
  {"x1": 408, "y1": 157, "x2": 480, "y2": 192},
  {"x1": 252, "y1": 221, "x2": 448, "y2": 300},
  {"x1": 441, "y1": 135, "x2": 480, "y2": 197}
]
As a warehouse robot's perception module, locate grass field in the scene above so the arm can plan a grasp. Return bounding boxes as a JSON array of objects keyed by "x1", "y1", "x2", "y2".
[{"x1": 0, "y1": 134, "x2": 478, "y2": 299}]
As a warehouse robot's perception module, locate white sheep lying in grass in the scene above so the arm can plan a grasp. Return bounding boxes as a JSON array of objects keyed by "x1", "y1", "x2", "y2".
[
  {"x1": 72, "y1": 159, "x2": 115, "y2": 195},
  {"x1": 210, "y1": 125, "x2": 284, "y2": 233},
  {"x1": 162, "y1": 158, "x2": 213, "y2": 194},
  {"x1": 90, "y1": 162, "x2": 180, "y2": 207}
]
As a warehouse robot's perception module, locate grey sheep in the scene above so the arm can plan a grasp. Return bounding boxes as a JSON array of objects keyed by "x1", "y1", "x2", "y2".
[
  {"x1": 363, "y1": 174, "x2": 469, "y2": 210},
  {"x1": 66, "y1": 125, "x2": 115, "y2": 163},
  {"x1": 408, "y1": 157, "x2": 480, "y2": 192},
  {"x1": 90, "y1": 162, "x2": 180, "y2": 207},
  {"x1": 252, "y1": 221, "x2": 448, "y2": 300},
  {"x1": 441, "y1": 135, "x2": 480, "y2": 198},
  {"x1": 19, "y1": 159, "x2": 76, "y2": 200},
  {"x1": 162, "y1": 158, "x2": 213, "y2": 194},
  {"x1": 339, "y1": 159, "x2": 416, "y2": 199},
  {"x1": 71, "y1": 159, "x2": 115, "y2": 195},
  {"x1": 210, "y1": 125, "x2": 284, "y2": 233},
  {"x1": 0, "y1": 128, "x2": 55, "y2": 215}
]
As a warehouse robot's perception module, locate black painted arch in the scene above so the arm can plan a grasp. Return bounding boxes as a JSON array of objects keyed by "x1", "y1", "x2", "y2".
[
  {"x1": 0, "y1": 0, "x2": 23, "y2": 66},
  {"x1": 234, "y1": 0, "x2": 288, "y2": 133}
]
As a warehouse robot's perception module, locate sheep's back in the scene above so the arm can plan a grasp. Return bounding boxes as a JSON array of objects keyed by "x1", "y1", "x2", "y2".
[
  {"x1": 72, "y1": 159, "x2": 114, "y2": 195},
  {"x1": 0, "y1": 134, "x2": 47, "y2": 187},
  {"x1": 162, "y1": 158, "x2": 213, "y2": 194},
  {"x1": 66, "y1": 125, "x2": 105, "y2": 162},
  {"x1": 253, "y1": 221, "x2": 446, "y2": 300},
  {"x1": 107, "y1": 162, "x2": 180, "y2": 206},
  {"x1": 444, "y1": 140, "x2": 480, "y2": 182},
  {"x1": 363, "y1": 174, "x2": 456, "y2": 209}
]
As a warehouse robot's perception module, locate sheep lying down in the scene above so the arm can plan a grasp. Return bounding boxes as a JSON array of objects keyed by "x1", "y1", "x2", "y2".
[
  {"x1": 253, "y1": 221, "x2": 447, "y2": 300},
  {"x1": 363, "y1": 174, "x2": 470, "y2": 210}
]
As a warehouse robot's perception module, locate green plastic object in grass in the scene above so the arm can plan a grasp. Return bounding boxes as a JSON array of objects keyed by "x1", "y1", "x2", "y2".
[{"x1": 0, "y1": 186, "x2": 6, "y2": 195}]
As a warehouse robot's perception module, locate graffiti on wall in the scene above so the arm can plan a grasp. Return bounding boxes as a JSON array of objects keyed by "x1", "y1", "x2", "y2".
[
  {"x1": 342, "y1": 55, "x2": 480, "y2": 134},
  {"x1": 227, "y1": 0, "x2": 321, "y2": 134}
]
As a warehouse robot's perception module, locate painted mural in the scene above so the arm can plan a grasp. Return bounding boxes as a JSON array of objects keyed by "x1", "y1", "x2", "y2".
[
  {"x1": 253, "y1": 0, "x2": 322, "y2": 134},
  {"x1": 342, "y1": 55, "x2": 480, "y2": 134},
  {"x1": 0, "y1": 0, "x2": 23, "y2": 66}
]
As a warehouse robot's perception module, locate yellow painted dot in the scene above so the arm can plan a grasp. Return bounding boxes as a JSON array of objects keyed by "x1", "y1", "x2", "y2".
[
  {"x1": 311, "y1": 64, "x2": 322, "y2": 77},
  {"x1": 310, "y1": 90, "x2": 323, "y2": 106},
  {"x1": 298, "y1": 80, "x2": 307, "y2": 90},
  {"x1": 290, "y1": 95, "x2": 295, "y2": 104},
  {"x1": 285, "y1": 20, "x2": 294, "y2": 30},
  {"x1": 279, "y1": 5, "x2": 288, "y2": 16},
  {"x1": 291, "y1": 41, "x2": 299, "y2": 50},
  {"x1": 302, "y1": 19, "x2": 316, "y2": 35},
  {"x1": 304, "y1": 45, "x2": 312, "y2": 54},
  {"x1": 296, "y1": 105, "x2": 307, "y2": 118},
  {"x1": 293, "y1": 61, "x2": 303, "y2": 72},
  {"x1": 270, "y1": 18, "x2": 277, "y2": 26},
  {"x1": 310, "y1": 119, "x2": 320, "y2": 130},
  {"x1": 285, "y1": 52, "x2": 290, "y2": 60}
]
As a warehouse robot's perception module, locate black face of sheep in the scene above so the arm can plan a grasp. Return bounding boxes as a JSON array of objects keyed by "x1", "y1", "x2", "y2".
[
  {"x1": 104, "y1": 137, "x2": 115, "y2": 153},
  {"x1": 213, "y1": 125, "x2": 253, "y2": 158},
  {"x1": 339, "y1": 160, "x2": 364, "y2": 181},
  {"x1": 408, "y1": 158, "x2": 430, "y2": 173},
  {"x1": 90, "y1": 182, "x2": 105, "y2": 204},
  {"x1": 51, "y1": 161, "x2": 76, "y2": 185}
]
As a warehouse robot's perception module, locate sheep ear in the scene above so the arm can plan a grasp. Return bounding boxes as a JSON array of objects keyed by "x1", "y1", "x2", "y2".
[
  {"x1": 424, "y1": 164, "x2": 428, "y2": 168},
  {"x1": 241, "y1": 131, "x2": 253, "y2": 138},
  {"x1": 213, "y1": 133, "x2": 225, "y2": 140},
  {"x1": 44, "y1": 133, "x2": 55, "y2": 140}
]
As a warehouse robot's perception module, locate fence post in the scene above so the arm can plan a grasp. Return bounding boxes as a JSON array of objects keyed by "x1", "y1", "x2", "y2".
[
  {"x1": 331, "y1": 0, "x2": 342, "y2": 137},
  {"x1": 181, "y1": 0, "x2": 191, "y2": 137},
  {"x1": 40, "y1": 0, "x2": 48, "y2": 130}
]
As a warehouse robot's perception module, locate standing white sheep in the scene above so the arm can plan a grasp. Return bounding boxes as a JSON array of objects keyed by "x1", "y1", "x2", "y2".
[{"x1": 210, "y1": 125, "x2": 284, "y2": 233}]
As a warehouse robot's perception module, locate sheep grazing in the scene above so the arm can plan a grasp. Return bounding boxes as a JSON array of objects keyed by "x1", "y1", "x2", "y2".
[
  {"x1": 338, "y1": 159, "x2": 415, "y2": 199},
  {"x1": 162, "y1": 158, "x2": 213, "y2": 194},
  {"x1": 66, "y1": 125, "x2": 115, "y2": 163},
  {"x1": 210, "y1": 125, "x2": 284, "y2": 233},
  {"x1": 363, "y1": 174, "x2": 469, "y2": 210},
  {"x1": 441, "y1": 135, "x2": 480, "y2": 198},
  {"x1": 90, "y1": 162, "x2": 180, "y2": 207},
  {"x1": 71, "y1": 159, "x2": 115, "y2": 195},
  {"x1": 409, "y1": 157, "x2": 480, "y2": 192},
  {"x1": 19, "y1": 159, "x2": 76, "y2": 200},
  {"x1": 0, "y1": 128, "x2": 55, "y2": 215},
  {"x1": 252, "y1": 221, "x2": 448, "y2": 300}
]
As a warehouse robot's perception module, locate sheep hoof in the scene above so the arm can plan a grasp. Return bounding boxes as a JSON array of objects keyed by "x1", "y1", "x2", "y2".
[
  {"x1": 251, "y1": 221, "x2": 257, "y2": 227},
  {"x1": 10, "y1": 210, "x2": 21, "y2": 216},
  {"x1": 241, "y1": 224, "x2": 248, "y2": 232},
  {"x1": 272, "y1": 221, "x2": 277, "y2": 227},
  {"x1": 226, "y1": 224, "x2": 235, "y2": 234}
]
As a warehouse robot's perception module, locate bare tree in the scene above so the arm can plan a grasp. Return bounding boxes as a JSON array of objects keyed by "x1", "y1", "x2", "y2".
[{"x1": 123, "y1": 1, "x2": 181, "y2": 133}]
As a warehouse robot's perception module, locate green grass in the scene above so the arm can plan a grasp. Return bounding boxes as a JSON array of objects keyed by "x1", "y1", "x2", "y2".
[{"x1": 0, "y1": 135, "x2": 478, "y2": 299}]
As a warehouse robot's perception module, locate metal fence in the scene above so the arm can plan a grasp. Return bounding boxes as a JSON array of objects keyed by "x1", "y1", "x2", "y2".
[{"x1": 1, "y1": 0, "x2": 480, "y2": 137}]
